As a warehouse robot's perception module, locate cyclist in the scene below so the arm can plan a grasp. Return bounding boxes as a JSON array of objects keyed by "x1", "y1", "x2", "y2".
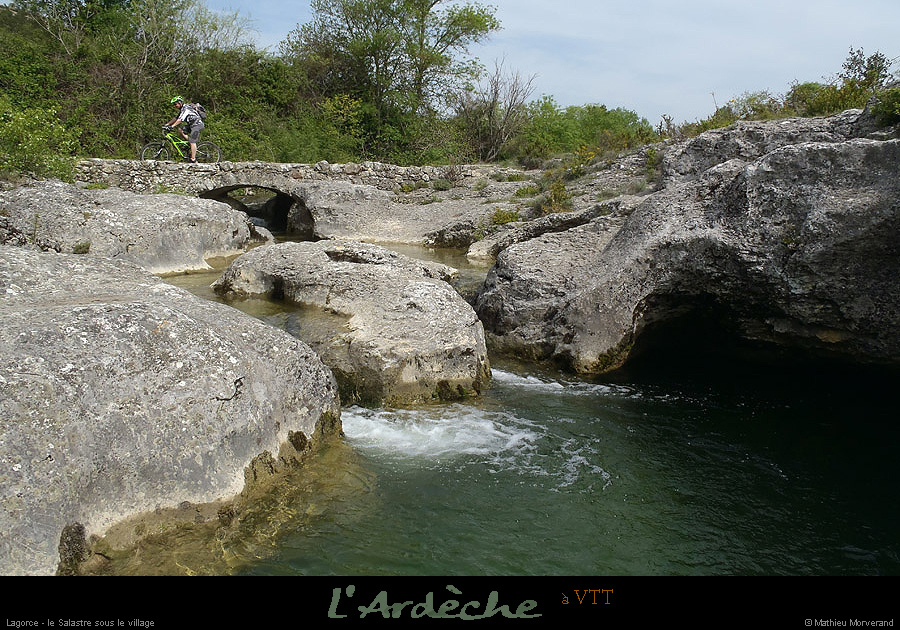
[{"x1": 164, "y1": 96, "x2": 204, "y2": 163}]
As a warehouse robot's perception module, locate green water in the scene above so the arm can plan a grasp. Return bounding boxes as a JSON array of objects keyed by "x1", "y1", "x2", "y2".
[
  {"x1": 161, "y1": 247, "x2": 900, "y2": 576},
  {"x1": 227, "y1": 363, "x2": 897, "y2": 576}
]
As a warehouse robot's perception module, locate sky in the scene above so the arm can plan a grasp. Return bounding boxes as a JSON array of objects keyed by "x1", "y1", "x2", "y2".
[{"x1": 203, "y1": 0, "x2": 900, "y2": 125}]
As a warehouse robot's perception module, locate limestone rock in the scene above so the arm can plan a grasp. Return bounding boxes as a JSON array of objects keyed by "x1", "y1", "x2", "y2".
[
  {"x1": 74, "y1": 159, "x2": 535, "y2": 246},
  {"x1": 662, "y1": 110, "x2": 860, "y2": 177},
  {"x1": 0, "y1": 246, "x2": 340, "y2": 574},
  {"x1": 466, "y1": 198, "x2": 634, "y2": 262},
  {"x1": 476, "y1": 114, "x2": 900, "y2": 372},
  {"x1": 0, "y1": 180, "x2": 254, "y2": 274},
  {"x1": 213, "y1": 241, "x2": 491, "y2": 405}
]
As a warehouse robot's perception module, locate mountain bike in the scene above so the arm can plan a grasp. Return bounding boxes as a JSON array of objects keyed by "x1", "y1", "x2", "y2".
[{"x1": 140, "y1": 127, "x2": 222, "y2": 163}]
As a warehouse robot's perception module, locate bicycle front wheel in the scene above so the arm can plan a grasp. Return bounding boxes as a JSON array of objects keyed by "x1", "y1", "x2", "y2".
[
  {"x1": 195, "y1": 141, "x2": 221, "y2": 163},
  {"x1": 140, "y1": 142, "x2": 169, "y2": 161}
]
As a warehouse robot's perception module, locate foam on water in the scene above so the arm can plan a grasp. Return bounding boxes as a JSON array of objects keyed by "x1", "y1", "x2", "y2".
[
  {"x1": 490, "y1": 368, "x2": 636, "y2": 398},
  {"x1": 342, "y1": 404, "x2": 538, "y2": 460},
  {"x1": 342, "y1": 399, "x2": 615, "y2": 492}
]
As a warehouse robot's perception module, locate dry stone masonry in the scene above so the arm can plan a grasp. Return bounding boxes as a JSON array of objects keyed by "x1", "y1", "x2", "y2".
[{"x1": 75, "y1": 159, "x2": 500, "y2": 195}]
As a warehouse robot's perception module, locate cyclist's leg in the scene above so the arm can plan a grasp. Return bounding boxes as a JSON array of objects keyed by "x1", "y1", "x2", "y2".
[{"x1": 187, "y1": 123, "x2": 204, "y2": 162}]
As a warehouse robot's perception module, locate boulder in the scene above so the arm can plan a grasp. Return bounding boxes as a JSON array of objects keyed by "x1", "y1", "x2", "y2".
[
  {"x1": 0, "y1": 180, "x2": 254, "y2": 274},
  {"x1": 213, "y1": 240, "x2": 491, "y2": 405},
  {"x1": 0, "y1": 245, "x2": 341, "y2": 575},
  {"x1": 475, "y1": 114, "x2": 900, "y2": 373}
]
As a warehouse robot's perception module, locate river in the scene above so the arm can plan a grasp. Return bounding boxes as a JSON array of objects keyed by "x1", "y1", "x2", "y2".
[{"x1": 150, "y1": 244, "x2": 899, "y2": 576}]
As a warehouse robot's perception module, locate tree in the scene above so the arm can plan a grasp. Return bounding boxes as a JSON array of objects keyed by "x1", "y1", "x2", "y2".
[
  {"x1": 839, "y1": 47, "x2": 893, "y2": 95},
  {"x1": 279, "y1": 0, "x2": 499, "y2": 156},
  {"x1": 400, "y1": 0, "x2": 499, "y2": 112},
  {"x1": 13, "y1": 0, "x2": 130, "y2": 56},
  {"x1": 454, "y1": 59, "x2": 535, "y2": 162},
  {"x1": 783, "y1": 48, "x2": 896, "y2": 118}
]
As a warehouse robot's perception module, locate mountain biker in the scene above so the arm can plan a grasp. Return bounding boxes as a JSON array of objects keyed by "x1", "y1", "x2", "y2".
[{"x1": 164, "y1": 96, "x2": 204, "y2": 163}]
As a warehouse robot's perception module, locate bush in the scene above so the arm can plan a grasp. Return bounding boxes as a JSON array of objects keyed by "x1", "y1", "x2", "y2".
[
  {"x1": 491, "y1": 208, "x2": 520, "y2": 224},
  {"x1": 512, "y1": 98, "x2": 657, "y2": 164},
  {"x1": 513, "y1": 184, "x2": 541, "y2": 197},
  {"x1": 532, "y1": 178, "x2": 572, "y2": 215},
  {"x1": 872, "y1": 88, "x2": 900, "y2": 126},
  {"x1": 0, "y1": 96, "x2": 78, "y2": 180}
]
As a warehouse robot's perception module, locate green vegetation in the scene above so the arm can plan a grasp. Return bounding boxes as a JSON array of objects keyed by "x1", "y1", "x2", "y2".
[
  {"x1": 872, "y1": 88, "x2": 900, "y2": 126},
  {"x1": 0, "y1": 94, "x2": 76, "y2": 179},
  {"x1": 489, "y1": 171, "x2": 527, "y2": 182},
  {"x1": 431, "y1": 178, "x2": 453, "y2": 191},
  {"x1": 513, "y1": 184, "x2": 540, "y2": 198},
  {"x1": 514, "y1": 98, "x2": 657, "y2": 168},
  {"x1": 490, "y1": 208, "x2": 520, "y2": 224},
  {"x1": 532, "y1": 178, "x2": 572, "y2": 215},
  {"x1": 0, "y1": 1, "x2": 896, "y2": 182},
  {"x1": 661, "y1": 48, "x2": 896, "y2": 138}
]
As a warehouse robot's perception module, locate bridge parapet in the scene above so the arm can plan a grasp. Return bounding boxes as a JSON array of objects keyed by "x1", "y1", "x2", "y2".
[{"x1": 74, "y1": 159, "x2": 509, "y2": 195}]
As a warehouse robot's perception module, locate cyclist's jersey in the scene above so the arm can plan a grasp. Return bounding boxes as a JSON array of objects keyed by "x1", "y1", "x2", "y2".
[{"x1": 177, "y1": 104, "x2": 202, "y2": 126}]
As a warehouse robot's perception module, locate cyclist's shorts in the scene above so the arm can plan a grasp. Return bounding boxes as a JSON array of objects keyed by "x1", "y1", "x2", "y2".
[{"x1": 186, "y1": 122, "x2": 204, "y2": 143}]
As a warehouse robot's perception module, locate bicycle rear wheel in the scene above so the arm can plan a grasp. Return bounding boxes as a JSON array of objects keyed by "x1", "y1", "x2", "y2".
[
  {"x1": 140, "y1": 142, "x2": 169, "y2": 161},
  {"x1": 195, "y1": 141, "x2": 222, "y2": 163}
]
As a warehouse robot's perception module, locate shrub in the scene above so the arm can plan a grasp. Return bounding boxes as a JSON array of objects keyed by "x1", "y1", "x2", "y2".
[
  {"x1": 490, "y1": 171, "x2": 527, "y2": 182},
  {"x1": 399, "y1": 181, "x2": 428, "y2": 193},
  {"x1": 513, "y1": 184, "x2": 541, "y2": 198},
  {"x1": 512, "y1": 97, "x2": 657, "y2": 164},
  {"x1": 645, "y1": 146, "x2": 664, "y2": 187},
  {"x1": 491, "y1": 208, "x2": 520, "y2": 224},
  {"x1": 431, "y1": 178, "x2": 453, "y2": 191},
  {"x1": 0, "y1": 96, "x2": 77, "y2": 180},
  {"x1": 533, "y1": 178, "x2": 572, "y2": 215},
  {"x1": 729, "y1": 91, "x2": 784, "y2": 120},
  {"x1": 872, "y1": 88, "x2": 900, "y2": 126}
]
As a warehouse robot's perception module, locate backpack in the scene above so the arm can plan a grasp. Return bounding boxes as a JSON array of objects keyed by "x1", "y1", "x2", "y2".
[{"x1": 191, "y1": 103, "x2": 208, "y2": 120}]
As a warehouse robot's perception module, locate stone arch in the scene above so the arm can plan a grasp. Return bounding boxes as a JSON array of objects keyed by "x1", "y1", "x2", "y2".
[{"x1": 199, "y1": 185, "x2": 316, "y2": 240}]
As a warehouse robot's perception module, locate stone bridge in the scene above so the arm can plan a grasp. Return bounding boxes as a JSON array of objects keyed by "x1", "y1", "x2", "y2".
[{"x1": 74, "y1": 159, "x2": 510, "y2": 240}]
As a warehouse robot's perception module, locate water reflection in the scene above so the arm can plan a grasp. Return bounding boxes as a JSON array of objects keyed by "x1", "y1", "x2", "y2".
[{"x1": 88, "y1": 440, "x2": 377, "y2": 576}]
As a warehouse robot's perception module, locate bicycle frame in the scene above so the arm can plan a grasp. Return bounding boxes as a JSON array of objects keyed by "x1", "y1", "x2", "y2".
[
  {"x1": 163, "y1": 131, "x2": 192, "y2": 159},
  {"x1": 141, "y1": 130, "x2": 221, "y2": 162}
]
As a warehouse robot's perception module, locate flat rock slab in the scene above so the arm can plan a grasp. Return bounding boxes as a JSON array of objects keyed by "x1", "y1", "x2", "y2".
[
  {"x1": 213, "y1": 240, "x2": 491, "y2": 405},
  {"x1": 0, "y1": 180, "x2": 254, "y2": 274},
  {"x1": 0, "y1": 245, "x2": 340, "y2": 575}
]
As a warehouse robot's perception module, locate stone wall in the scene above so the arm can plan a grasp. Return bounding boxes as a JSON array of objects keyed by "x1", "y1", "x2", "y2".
[{"x1": 74, "y1": 159, "x2": 519, "y2": 195}]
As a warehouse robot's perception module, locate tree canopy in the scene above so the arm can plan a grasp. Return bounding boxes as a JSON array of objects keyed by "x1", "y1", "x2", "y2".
[
  {"x1": 1, "y1": 1, "x2": 896, "y2": 180},
  {"x1": 280, "y1": 0, "x2": 499, "y2": 155}
]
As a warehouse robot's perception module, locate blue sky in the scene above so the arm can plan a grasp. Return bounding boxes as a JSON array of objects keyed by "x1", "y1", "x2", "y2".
[{"x1": 204, "y1": 0, "x2": 900, "y2": 124}]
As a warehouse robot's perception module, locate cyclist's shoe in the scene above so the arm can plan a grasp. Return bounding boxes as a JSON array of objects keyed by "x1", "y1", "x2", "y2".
[{"x1": 188, "y1": 158, "x2": 197, "y2": 163}]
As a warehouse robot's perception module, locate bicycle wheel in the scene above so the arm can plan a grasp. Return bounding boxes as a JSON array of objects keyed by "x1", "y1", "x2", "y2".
[
  {"x1": 140, "y1": 142, "x2": 169, "y2": 161},
  {"x1": 195, "y1": 141, "x2": 221, "y2": 163}
]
